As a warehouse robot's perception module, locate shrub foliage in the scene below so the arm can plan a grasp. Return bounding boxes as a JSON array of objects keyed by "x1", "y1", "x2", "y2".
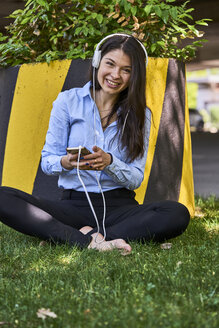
[{"x1": 0, "y1": 0, "x2": 210, "y2": 67}]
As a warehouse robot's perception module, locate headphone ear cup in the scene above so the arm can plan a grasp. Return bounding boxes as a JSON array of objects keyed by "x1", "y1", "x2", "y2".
[{"x1": 92, "y1": 50, "x2": 101, "y2": 68}]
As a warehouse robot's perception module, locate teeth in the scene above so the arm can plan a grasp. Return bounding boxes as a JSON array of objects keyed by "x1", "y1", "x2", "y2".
[{"x1": 107, "y1": 80, "x2": 119, "y2": 86}]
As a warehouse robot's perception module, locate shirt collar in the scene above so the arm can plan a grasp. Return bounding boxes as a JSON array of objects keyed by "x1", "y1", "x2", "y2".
[{"x1": 78, "y1": 81, "x2": 92, "y2": 99}]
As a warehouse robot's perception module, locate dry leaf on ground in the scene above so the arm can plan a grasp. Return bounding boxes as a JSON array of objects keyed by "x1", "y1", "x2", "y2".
[
  {"x1": 37, "y1": 308, "x2": 57, "y2": 320},
  {"x1": 160, "y1": 243, "x2": 172, "y2": 250}
]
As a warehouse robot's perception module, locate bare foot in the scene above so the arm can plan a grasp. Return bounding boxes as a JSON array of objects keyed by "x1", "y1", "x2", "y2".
[
  {"x1": 79, "y1": 226, "x2": 93, "y2": 235},
  {"x1": 88, "y1": 232, "x2": 132, "y2": 256}
]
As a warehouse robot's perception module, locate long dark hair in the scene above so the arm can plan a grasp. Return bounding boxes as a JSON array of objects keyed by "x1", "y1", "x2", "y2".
[{"x1": 90, "y1": 35, "x2": 147, "y2": 162}]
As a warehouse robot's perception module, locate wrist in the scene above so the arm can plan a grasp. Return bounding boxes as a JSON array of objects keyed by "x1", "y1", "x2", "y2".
[
  {"x1": 107, "y1": 152, "x2": 113, "y2": 165},
  {"x1": 60, "y1": 156, "x2": 66, "y2": 168},
  {"x1": 61, "y1": 156, "x2": 72, "y2": 171}
]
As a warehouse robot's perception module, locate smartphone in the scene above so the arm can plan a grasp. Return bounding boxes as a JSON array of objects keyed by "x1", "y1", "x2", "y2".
[{"x1": 66, "y1": 147, "x2": 91, "y2": 156}]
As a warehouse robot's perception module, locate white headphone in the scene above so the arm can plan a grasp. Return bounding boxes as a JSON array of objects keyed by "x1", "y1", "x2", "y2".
[{"x1": 92, "y1": 33, "x2": 148, "y2": 69}]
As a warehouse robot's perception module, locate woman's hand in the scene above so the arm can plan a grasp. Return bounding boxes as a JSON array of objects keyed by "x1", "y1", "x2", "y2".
[
  {"x1": 60, "y1": 153, "x2": 79, "y2": 170},
  {"x1": 61, "y1": 146, "x2": 112, "y2": 171},
  {"x1": 87, "y1": 146, "x2": 112, "y2": 170}
]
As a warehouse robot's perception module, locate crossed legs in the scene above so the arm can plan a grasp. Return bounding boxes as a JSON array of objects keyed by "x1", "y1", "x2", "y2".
[{"x1": 0, "y1": 187, "x2": 190, "y2": 254}]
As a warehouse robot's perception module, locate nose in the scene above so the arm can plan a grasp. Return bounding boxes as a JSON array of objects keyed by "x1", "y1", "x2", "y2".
[{"x1": 111, "y1": 67, "x2": 120, "y2": 79}]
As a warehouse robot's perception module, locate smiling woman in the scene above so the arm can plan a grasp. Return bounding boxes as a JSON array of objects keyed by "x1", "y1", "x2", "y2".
[{"x1": 0, "y1": 34, "x2": 190, "y2": 254}]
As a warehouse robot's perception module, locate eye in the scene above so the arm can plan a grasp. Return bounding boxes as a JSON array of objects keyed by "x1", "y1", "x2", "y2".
[
  {"x1": 123, "y1": 68, "x2": 131, "y2": 74},
  {"x1": 106, "y1": 61, "x2": 114, "y2": 67}
]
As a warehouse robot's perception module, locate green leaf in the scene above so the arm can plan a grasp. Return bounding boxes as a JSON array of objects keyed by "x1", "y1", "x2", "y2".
[
  {"x1": 91, "y1": 13, "x2": 97, "y2": 19},
  {"x1": 75, "y1": 27, "x2": 82, "y2": 35},
  {"x1": 20, "y1": 17, "x2": 31, "y2": 25},
  {"x1": 144, "y1": 5, "x2": 152, "y2": 16},
  {"x1": 0, "y1": 35, "x2": 8, "y2": 42},
  {"x1": 87, "y1": 24, "x2": 95, "y2": 35},
  {"x1": 169, "y1": 7, "x2": 178, "y2": 20},
  {"x1": 36, "y1": 0, "x2": 49, "y2": 11},
  {"x1": 178, "y1": 13, "x2": 193, "y2": 21},
  {"x1": 154, "y1": 5, "x2": 162, "y2": 18},
  {"x1": 124, "y1": 1, "x2": 131, "y2": 13},
  {"x1": 9, "y1": 9, "x2": 24, "y2": 17},
  {"x1": 82, "y1": 27, "x2": 89, "y2": 36},
  {"x1": 157, "y1": 41, "x2": 166, "y2": 47},
  {"x1": 181, "y1": 1, "x2": 191, "y2": 9},
  {"x1": 195, "y1": 20, "x2": 210, "y2": 26},
  {"x1": 131, "y1": 6, "x2": 137, "y2": 16},
  {"x1": 150, "y1": 43, "x2": 157, "y2": 53},
  {"x1": 25, "y1": 0, "x2": 34, "y2": 8},
  {"x1": 184, "y1": 7, "x2": 194, "y2": 14},
  {"x1": 161, "y1": 10, "x2": 169, "y2": 24},
  {"x1": 193, "y1": 40, "x2": 206, "y2": 47},
  {"x1": 177, "y1": 18, "x2": 191, "y2": 25},
  {"x1": 171, "y1": 23, "x2": 185, "y2": 33},
  {"x1": 96, "y1": 14, "x2": 103, "y2": 24}
]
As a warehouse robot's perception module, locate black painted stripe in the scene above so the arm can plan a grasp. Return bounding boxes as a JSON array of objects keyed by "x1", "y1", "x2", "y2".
[
  {"x1": 62, "y1": 58, "x2": 91, "y2": 91},
  {"x1": 0, "y1": 66, "x2": 20, "y2": 185},
  {"x1": 144, "y1": 59, "x2": 185, "y2": 203}
]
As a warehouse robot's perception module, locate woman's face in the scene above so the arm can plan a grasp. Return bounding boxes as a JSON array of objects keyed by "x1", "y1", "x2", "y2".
[{"x1": 97, "y1": 49, "x2": 131, "y2": 97}]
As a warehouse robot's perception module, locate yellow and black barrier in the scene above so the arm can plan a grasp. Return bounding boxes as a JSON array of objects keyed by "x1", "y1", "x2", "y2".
[{"x1": 0, "y1": 58, "x2": 194, "y2": 216}]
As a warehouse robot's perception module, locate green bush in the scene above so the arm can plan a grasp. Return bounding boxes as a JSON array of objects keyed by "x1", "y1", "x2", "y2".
[{"x1": 0, "y1": 0, "x2": 210, "y2": 67}]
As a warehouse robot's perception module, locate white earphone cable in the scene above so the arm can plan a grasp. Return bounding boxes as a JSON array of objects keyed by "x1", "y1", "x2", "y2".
[
  {"x1": 76, "y1": 145, "x2": 106, "y2": 243},
  {"x1": 92, "y1": 68, "x2": 107, "y2": 243}
]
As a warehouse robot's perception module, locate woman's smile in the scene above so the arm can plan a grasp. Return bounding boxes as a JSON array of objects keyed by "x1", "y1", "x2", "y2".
[{"x1": 105, "y1": 78, "x2": 121, "y2": 88}]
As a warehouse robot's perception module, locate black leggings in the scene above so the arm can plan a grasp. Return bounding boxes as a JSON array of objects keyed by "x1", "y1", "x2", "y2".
[{"x1": 0, "y1": 186, "x2": 190, "y2": 248}]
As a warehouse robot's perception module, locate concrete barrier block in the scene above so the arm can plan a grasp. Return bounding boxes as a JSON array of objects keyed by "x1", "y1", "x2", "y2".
[{"x1": 0, "y1": 58, "x2": 194, "y2": 216}]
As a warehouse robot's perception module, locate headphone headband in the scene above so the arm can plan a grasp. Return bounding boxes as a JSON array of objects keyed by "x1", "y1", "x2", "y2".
[{"x1": 92, "y1": 33, "x2": 148, "y2": 68}]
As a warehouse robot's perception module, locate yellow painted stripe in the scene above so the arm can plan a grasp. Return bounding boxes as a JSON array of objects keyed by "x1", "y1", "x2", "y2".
[
  {"x1": 178, "y1": 74, "x2": 195, "y2": 216},
  {"x1": 2, "y1": 60, "x2": 71, "y2": 193},
  {"x1": 135, "y1": 58, "x2": 169, "y2": 204}
]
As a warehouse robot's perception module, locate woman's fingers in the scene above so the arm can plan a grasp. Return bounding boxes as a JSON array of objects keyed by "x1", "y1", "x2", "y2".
[
  {"x1": 68, "y1": 153, "x2": 79, "y2": 161},
  {"x1": 72, "y1": 161, "x2": 104, "y2": 171},
  {"x1": 70, "y1": 146, "x2": 111, "y2": 170}
]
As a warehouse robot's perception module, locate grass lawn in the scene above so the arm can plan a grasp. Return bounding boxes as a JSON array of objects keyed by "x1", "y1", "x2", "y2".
[{"x1": 0, "y1": 196, "x2": 218, "y2": 328}]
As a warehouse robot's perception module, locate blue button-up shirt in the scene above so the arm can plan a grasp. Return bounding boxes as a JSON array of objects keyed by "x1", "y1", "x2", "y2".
[{"x1": 41, "y1": 81, "x2": 151, "y2": 192}]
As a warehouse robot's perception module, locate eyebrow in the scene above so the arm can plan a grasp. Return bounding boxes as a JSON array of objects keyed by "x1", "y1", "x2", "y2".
[{"x1": 104, "y1": 57, "x2": 132, "y2": 68}]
